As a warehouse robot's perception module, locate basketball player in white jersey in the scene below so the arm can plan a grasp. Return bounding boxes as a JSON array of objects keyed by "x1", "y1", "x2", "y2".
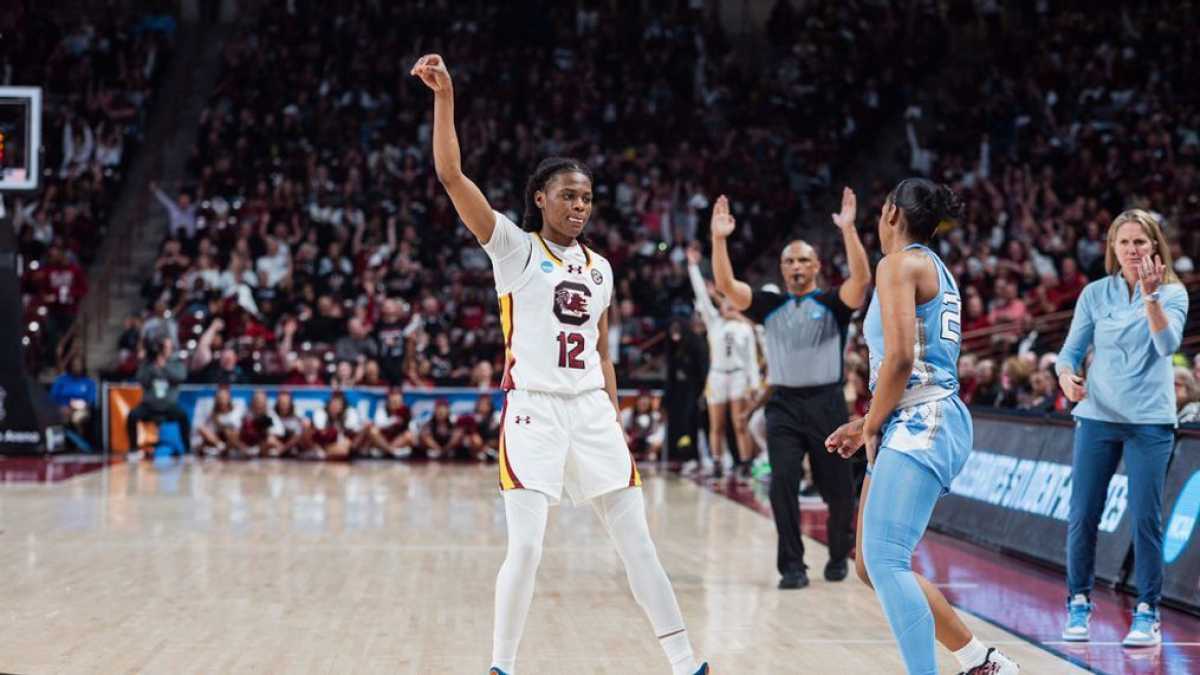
[
  {"x1": 413, "y1": 54, "x2": 708, "y2": 675},
  {"x1": 685, "y1": 243, "x2": 758, "y2": 479}
]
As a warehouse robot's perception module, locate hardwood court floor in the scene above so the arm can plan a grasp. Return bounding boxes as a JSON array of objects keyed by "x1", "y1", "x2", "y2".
[{"x1": 0, "y1": 460, "x2": 1086, "y2": 674}]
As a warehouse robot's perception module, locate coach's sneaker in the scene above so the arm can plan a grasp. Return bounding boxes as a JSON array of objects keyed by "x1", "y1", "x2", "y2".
[
  {"x1": 1062, "y1": 594, "x2": 1092, "y2": 641},
  {"x1": 692, "y1": 662, "x2": 709, "y2": 674},
  {"x1": 487, "y1": 668, "x2": 508, "y2": 675},
  {"x1": 959, "y1": 647, "x2": 1019, "y2": 674},
  {"x1": 1123, "y1": 603, "x2": 1162, "y2": 647}
]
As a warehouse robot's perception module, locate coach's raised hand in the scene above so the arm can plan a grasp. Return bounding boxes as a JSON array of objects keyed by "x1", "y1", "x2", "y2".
[{"x1": 411, "y1": 54, "x2": 452, "y2": 93}]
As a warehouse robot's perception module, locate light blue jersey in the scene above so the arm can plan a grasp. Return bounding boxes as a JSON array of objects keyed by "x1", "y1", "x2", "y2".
[{"x1": 864, "y1": 244, "x2": 971, "y2": 488}]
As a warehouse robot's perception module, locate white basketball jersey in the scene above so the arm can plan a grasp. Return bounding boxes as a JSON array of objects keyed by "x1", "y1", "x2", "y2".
[
  {"x1": 495, "y1": 228, "x2": 613, "y2": 396},
  {"x1": 711, "y1": 321, "x2": 757, "y2": 373},
  {"x1": 687, "y1": 264, "x2": 757, "y2": 373}
]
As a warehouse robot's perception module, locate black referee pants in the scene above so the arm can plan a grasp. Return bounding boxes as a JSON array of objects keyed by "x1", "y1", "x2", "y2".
[{"x1": 765, "y1": 384, "x2": 855, "y2": 576}]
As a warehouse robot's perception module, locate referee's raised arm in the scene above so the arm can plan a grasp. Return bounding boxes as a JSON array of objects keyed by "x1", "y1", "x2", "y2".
[
  {"x1": 831, "y1": 187, "x2": 872, "y2": 309},
  {"x1": 709, "y1": 195, "x2": 753, "y2": 310}
]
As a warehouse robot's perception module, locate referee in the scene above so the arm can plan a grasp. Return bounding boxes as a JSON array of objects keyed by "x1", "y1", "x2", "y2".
[{"x1": 710, "y1": 189, "x2": 871, "y2": 588}]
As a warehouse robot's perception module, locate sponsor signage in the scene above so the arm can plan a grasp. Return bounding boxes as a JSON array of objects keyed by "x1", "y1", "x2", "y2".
[{"x1": 931, "y1": 414, "x2": 1133, "y2": 584}]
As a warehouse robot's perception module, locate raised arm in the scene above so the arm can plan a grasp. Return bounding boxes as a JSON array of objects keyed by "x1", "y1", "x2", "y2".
[
  {"x1": 832, "y1": 187, "x2": 871, "y2": 309},
  {"x1": 685, "y1": 243, "x2": 718, "y2": 326},
  {"x1": 190, "y1": 318, "x2": 223, "y2": 371},
  {"x1": 709, "y1": 195, "x2": 753, "y2": 310},
  {"x1": 411, "y1": 54, "x2": 496, "y2": 243}
]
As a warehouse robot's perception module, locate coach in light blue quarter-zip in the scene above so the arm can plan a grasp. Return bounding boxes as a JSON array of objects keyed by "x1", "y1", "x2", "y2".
[{"x1": 1055, "y1": 209, "x2": 1189, "y2": 648}]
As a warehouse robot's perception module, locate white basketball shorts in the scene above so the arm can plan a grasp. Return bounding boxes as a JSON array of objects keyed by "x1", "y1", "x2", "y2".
[
  {"x1": 706, "y1": 369, "x2": 751, "y2": 405},
  {"x1": 498, "y1": 388, "x2": 641, "y2": 505}
]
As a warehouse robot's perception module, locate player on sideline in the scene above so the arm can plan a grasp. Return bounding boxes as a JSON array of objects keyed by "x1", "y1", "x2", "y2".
[
  {"x1": 412, "y1": 54, "x2": 708, "y2": 675},
  {"x1": 825, "y1": 178, "x2": 1018, "y2": 675},
  {"x1": 685, "y1": 242, "x2": 759, "y2": 479}
]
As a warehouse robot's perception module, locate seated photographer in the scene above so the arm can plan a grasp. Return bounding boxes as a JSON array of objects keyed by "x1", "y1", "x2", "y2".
[{"x1": 126, "y1": 335, "x2": 191, "y2": 455}]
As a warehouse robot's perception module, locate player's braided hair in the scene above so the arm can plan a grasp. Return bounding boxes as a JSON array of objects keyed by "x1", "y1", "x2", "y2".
[{"x1": 520, "y1": 157, "x2": 593, "y2": 232}]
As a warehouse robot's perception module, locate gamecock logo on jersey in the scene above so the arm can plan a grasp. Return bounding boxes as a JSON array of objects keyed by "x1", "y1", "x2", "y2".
[{"x1": 553, "y1": 280, "x2": 592, "y2": 326}]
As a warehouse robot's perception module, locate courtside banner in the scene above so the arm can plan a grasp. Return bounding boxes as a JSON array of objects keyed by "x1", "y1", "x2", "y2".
[
  {"x1": 1161, "y1": 433, "x2": 1200, "y2": 612},
  {"x1": 930, "y1": 414, "x2": 1134, "y2": 584},
  {"x1": 105, "y1": 384, "x2": 653, "y2": 452}
]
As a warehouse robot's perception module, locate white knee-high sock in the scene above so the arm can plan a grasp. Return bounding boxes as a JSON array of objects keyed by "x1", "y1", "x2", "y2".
[
  {"x1": 492, "y1": 489, "x2": 550, "y2": 674},
  {"x1": 593, "y1": 488, "x2": 698, "y2": 675}
]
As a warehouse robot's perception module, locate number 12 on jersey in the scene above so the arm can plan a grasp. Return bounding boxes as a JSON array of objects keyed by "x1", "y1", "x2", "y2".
[{"x1": 557, "y1": 331, "x2": 586, "y2": 369}]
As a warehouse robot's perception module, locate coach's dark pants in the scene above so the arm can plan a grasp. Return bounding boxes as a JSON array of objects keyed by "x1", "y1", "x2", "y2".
[
  {"x1": 127, "y1": 403, "x2": 192, "y2": 452},
  {"x1": 665, "y1": 383, "x2": 701, "y2": 463},
  {"x1": 766, "y1": 384, "x2": 855, "y2": 576}
]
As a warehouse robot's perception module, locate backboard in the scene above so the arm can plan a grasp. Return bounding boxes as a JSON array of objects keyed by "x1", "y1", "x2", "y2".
[{"x1": 0, "y1": 86, "x2": 42, "y2": 192}]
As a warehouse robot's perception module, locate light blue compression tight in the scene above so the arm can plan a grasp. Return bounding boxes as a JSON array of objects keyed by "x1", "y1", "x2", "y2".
[{"x1": 862, "y1": 448, "x2": 943, "y2": 675}]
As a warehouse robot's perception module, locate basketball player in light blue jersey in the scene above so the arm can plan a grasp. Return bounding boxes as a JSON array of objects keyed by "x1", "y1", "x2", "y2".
[{"x1": 825, "y1": 178, "x2": 1018, "y2": 675}]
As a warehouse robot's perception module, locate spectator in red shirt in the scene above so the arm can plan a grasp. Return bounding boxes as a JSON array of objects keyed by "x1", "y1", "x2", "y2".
[
  {"x1": 360, "y1": 359, "x2": 387, "y2": 388},
  {"x1": 40, "y1": 242, "x2": 88, "y2": 357},
  {"x1": 960, "y1": 293, "x2": 992, "y2": 352},
  {"x1": 283, "y1": 353, "x2": 327, "y2": 386},
  {"x1": 42, "y1": 243, "x2": 88, "y2": 314},
  {"x1": 988, "y1": 277, "x2": 1029, "y2": 326},
  {"x1": 958, "y1": 354, "x2": 979, "y2": 405},
  {"x1": 1049, "y1": 257, "x2": 1087, "y2": 308}
]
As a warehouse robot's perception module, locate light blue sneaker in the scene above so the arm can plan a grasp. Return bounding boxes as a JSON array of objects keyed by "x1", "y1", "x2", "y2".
[
  {"x1": 693, "y1": 662, "x2": 710, "y2": 675},
  {"x1": 488, "y1": 669, "x2": 508, "y2": 675},
  {"x1": 1123, "y1": 603, "x2": 1162, "y2": 647},
  {"x1": 1062, "y1": 594, "x2": 1092, "y2": 641}
]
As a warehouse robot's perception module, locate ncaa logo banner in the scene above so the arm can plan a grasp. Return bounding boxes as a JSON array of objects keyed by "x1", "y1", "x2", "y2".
[{"x1": 1160, "y1": 434, "x2": 1200, "y2": 613}]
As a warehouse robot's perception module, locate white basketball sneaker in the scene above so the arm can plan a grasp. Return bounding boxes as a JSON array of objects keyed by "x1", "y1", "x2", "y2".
[
  {"x1": 1062, "y1": 594, "x2": 1092, "y2": 641},
  {"x1": 959, "y1": 647, "x2": 1019, "y2": 674},
  {"x1": 1122, "y1": 602, "x2": 1162, "y2": 647}
]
